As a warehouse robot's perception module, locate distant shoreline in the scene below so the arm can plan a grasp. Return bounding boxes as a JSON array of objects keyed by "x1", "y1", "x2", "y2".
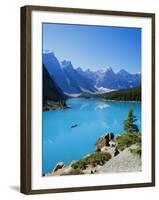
[
  {"x1": 43, "y1": 97, "x2": 141, "y2": 112},
  {"x1": 43, "y1": 101, "x2": 70, "y2": 112},
  {"x1": 102, "y1": 99, "x2": 141, "y2": 104}
]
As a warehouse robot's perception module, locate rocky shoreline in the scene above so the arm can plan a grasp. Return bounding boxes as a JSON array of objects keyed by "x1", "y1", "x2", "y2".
[
  {"x1": 43, "y1": 100, "x2": 70, "y2": 112},
  {"x1": 44, "y1": 132, "x2": 141, "y2": 176}
]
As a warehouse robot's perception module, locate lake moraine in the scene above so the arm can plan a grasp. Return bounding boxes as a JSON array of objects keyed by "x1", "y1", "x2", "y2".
[{"x1": 42, "y1": 98, "x2": 141, "y2": 174}]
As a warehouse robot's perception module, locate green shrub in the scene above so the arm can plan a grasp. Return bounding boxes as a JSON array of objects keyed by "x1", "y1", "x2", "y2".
[
  {"x1": 71, "y1": 152, "x2": 111, "y2": 170},
  {"x1": 71, "y1": 160, "x2": 87, "y2": 170},
  {"x1": 130, "y1": 143, "x2": 141, "y2": 157},
  {"x1": 116, "y1": 132, "x2": 141, "y2": 151}
]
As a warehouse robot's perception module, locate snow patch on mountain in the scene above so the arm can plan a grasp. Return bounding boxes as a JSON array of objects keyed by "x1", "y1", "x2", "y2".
[{"x1": 95, "y1": 87, "x2": 116, "y2": 94}]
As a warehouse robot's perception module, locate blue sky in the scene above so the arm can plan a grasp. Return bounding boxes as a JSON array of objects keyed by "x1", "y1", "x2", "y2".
[{"x1": 43, "y1": 23, "x2": 141, "y2": 73}]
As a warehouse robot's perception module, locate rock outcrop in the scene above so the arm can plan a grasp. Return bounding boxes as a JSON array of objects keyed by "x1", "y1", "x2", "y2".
[
  {"x1": 53, "y1": 162, "x2": 64, "y2": 172},
  {"x1": 96, "y1": 146, "x2": 142, "y2": 173},
  {"x1": 95, "y1": 133, "x2": 115, "y2": 150},
  {"x1": 44, "y1": 132, "x2": 141, "y2": 176}
]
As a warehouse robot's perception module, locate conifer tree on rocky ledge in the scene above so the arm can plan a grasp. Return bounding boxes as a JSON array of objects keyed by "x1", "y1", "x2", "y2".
[{"x1": 124, "y1": 109, "x2": 139, "y2": 133}]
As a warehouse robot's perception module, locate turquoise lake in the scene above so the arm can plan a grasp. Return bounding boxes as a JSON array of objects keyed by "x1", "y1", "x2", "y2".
[{"x1": 42, "y1": 98, "x2": 141, "y2": 174}]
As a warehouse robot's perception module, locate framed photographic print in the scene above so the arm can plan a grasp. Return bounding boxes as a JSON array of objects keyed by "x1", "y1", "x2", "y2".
[{"x1": 21, "y1": 5, "x2": 155, "y2": 194}]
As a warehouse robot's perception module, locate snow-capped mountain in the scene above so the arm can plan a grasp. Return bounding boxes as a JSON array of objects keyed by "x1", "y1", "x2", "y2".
[
  {"x1": 43, "y1": 52, "x2": 96, "y2": 94},
  {"x1": 116, "y1": 69, "x2": 141, "y2": 89},
  {"x1": 97, "y1": 68, "x2": 140, "y2": 89},
  {"x1": 61, "y1": 61, "x2": 96, "y2": 93},
  {"x1": 43, "y1": 51, "x2": 141, "y2": 95},
  {"x1": 96, "y1": 67, "x2": 116, "y2": 88},
  {"x1": 43, "y1": 51, "x2": 69, "y2": 92},
  {"x1": 77, "y1": 67, "x2": 141, "y2": 90}
]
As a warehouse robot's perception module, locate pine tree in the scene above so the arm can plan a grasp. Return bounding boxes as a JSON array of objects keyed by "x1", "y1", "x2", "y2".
[{"x1": 124, "y1": 109, "x2": 139, "y2": 133}]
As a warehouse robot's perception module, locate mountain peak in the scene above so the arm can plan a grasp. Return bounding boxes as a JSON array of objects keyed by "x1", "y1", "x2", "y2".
[
  {"x1": 105, "y1": 67, "x2": 114, "y2": 74},
  {"x1": 76, "y1": 67, "x2": 83, "y2": 72},
  {"x1": 43, "y1": 50, "x2": 55, "y2": 56},
  {"x1": 117, "y1": 69, "x2": 129, "y2": 75},
  {"x1": 61, "y1": 60, "x2": 73, "y2": 68},
  {"x1": 96, "y1": 69, "x2": 106, "y2": 74}
]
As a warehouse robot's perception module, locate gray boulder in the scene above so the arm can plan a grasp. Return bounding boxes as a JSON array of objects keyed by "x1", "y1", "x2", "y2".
[
  {"x1": 53, "y1": 162, "x2": 64, "y2": 172},
  {"x1": 96, "y1": 133, "x2": 115, "y2": 150}
]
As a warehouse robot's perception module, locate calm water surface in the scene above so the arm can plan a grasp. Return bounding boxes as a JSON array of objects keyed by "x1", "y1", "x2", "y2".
[{"x1": 42, "y1": 98, "x2": 141, "y2": 174}]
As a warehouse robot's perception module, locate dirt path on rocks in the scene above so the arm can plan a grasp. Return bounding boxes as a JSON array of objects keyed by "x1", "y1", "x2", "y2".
[{"x1": 96, "y1": 147, "x2": 141, "y2": 173}]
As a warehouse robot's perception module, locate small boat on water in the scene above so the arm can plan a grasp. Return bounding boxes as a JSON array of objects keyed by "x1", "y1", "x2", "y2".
[{"x1": 71, "y1": 124, "x2": 78, "y2": 128}]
